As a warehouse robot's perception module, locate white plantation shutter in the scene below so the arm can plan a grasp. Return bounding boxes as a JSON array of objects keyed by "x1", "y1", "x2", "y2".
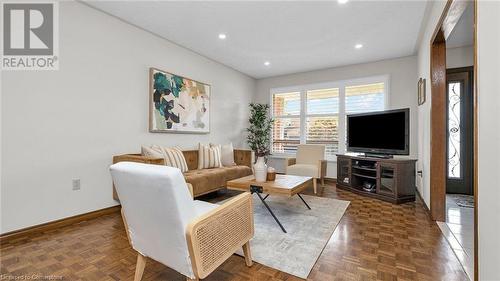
[
  {"x1": 345, "y1": 83, "x2": 385, "y2": 113},
  {"x1": 306, "y1": 88, "x2": 339, "y2": 158},
  {"x1": 272, "y1": 92, "x2": 301, "y2": 154},
  {"x1": 271, "y1": 78, "x2": 387, "y2": 159}
]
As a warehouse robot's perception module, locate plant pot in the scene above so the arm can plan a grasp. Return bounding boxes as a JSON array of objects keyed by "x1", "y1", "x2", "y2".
[{"x1": 253, "y1": 156, "x2": 268, "y2": 182}]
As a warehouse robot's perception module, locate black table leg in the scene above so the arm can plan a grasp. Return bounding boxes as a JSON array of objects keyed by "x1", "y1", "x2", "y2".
[
  {"x1": 297, "y1": 193, "x2": 311, "y2": 210},
  {"x1": 255, "y1": 192, "x2": 287, "y2": 233},
  {"x1": 250, "y1": 185, "x2": 287, "y2": 233},
  {"x1": 263, "y1": 194, "x2": 269, "y2": 201}
]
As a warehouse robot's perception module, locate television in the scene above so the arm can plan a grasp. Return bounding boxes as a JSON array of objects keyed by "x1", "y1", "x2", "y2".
[{"x1": 347, "y1": 108, "x2": 409, "y2": 156}]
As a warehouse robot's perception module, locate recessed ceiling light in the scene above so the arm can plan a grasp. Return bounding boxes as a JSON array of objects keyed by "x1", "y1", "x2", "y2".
[
  {"x1": 338, "y1": 0, "x2": 349, "y2": 4},
  {"x1": 264, "y1": 61, "x2": 271, "y2": 66},
  {"x1": 355, "y1": 44, "x2": 363, "y2": 49},
  {"x1": 218, "y1": 33, "x2": 227, "y2": 40}
]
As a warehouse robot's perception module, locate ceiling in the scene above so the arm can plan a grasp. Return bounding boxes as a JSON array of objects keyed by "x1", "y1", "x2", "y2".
[
  {"x1": 85, "y1": 1, "x2": 428, "y2": 79},
  {"x1": 447, "y1": 2, "x2": 474, "y2": 49}
]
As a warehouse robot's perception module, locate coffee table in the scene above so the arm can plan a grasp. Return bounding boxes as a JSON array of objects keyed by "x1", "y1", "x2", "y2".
[{"x1": 226, "y1": 174, "x2": 313, "y2": 233}]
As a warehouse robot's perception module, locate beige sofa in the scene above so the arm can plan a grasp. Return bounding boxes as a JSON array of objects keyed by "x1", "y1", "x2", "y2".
[{"x1": 112, "y1": 149, "x2": 253, "y2": 199}]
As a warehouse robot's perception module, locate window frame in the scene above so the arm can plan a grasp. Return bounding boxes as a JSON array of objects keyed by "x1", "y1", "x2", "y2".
[{"x1": 270, "y1": 75, "x2": 390, "y2": 161}]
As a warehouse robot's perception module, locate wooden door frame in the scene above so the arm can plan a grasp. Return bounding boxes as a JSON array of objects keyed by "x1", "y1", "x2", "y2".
[{"x1": 429, "y1": 0, "x2": 478, "y2": 280}]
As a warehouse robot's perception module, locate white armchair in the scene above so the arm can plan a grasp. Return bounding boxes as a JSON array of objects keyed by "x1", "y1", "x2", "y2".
[
  {"x1": 110, "y1": 162, "x2": 254, "y2": 281},
  {"x1": 285, "y1": 144, "x2": 327, "y2": 194}
]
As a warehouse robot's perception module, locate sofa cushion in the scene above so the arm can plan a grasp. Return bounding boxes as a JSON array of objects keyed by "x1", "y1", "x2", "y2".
[
  {"x1": 183, "y1": 165, "x2": 252, "y2": 196},
  {"x1": 184, "y1": 168, "x2": 227, "y2": 196},
  {"x1": 193, "y1": 200, "x2": 218, "y2": 217},
  {"x1": 287, "y1": 164, "x2": 319, "y2": 178},
  {"x1": 221, "y1": 165, "x2": 253, "y2": 181}
]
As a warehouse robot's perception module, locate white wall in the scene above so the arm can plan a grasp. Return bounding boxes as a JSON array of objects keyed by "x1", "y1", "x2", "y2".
[
  {"x1": 255, "y1": 56, "x2": 418, "y2": 178},
  {"x1": 416, "y1": 0, "x2": 448, "y2": 206},
  {"x1": 447, "y1": 45, "x2": 474, "y2": 68},
  {"x1": 0, "y1": 1, "x2": 255, "y2": 234},
  {"x1": 477, "y1": 1, "x2": 500, "y2": 279}
]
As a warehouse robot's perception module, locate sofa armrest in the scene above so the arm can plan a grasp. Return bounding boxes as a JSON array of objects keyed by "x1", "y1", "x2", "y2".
[
  {"x1": 234, "y1": 149, "x2": 252, "y2": 168},
  {"x1": 113, "y1": 153, "x2": 165, "y2": 165},
  {"x1": 186, "y1": 192, "x2": 254, "y2": 279}
]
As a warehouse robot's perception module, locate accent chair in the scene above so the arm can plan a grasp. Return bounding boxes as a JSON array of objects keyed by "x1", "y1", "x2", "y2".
[
  {"x1": 285, "y1": 144, "x2": 327, "y2": 194},
  {"x1": 110, "y1": 162, "x2": 254, "y2": 281}
]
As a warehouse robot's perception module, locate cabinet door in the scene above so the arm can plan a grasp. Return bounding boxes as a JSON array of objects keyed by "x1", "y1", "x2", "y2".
[
  {"x1": 337, "y1": 157, "x2": 351, "y2": 186},
  {"x1": 377, "y1": 163, "x2": 397, "y2": 196}
]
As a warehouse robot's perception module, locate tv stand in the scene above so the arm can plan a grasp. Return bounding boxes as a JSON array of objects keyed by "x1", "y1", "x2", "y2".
[
  {"x1": 363, "y1": 153, "x2": 394, "y2": 159},
  {"x1": 336, "y1": 154, "x2": 417, "y2": 204}
]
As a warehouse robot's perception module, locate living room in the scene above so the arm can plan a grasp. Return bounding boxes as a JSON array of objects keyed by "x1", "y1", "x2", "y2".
[{"x1": 1, "y1": 1, "x2": 499, "y2": 281}]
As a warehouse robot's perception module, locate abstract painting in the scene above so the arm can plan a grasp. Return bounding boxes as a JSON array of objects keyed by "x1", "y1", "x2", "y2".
[{"x1": 149, "y1": 67, "x2": 210, "y2": 133}]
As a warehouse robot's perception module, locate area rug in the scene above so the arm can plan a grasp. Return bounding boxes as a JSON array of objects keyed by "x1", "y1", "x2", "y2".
[
  {"x1": 220, "y1": 194, "x2": 350, "y2": 279},
  {"x1": 450, "y1": 194, "x2": 474, "y2": 208}
]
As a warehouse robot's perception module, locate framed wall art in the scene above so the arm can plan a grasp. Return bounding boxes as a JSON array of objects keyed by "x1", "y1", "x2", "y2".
[
  {"x1": 149, "y1": 67, "x2": 210, "y2": 133},
  {"x1": 418, "y1": 78, "x2": 426, "y2": 106}
]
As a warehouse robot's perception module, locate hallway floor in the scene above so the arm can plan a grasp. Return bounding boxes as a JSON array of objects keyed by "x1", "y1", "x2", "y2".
[{"x1": 437, "y1": 194, "x2": 474, "y2": 280}]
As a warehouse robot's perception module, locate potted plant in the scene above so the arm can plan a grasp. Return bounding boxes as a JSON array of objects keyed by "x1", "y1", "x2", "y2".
[{"x1": 247, "y1": 103, "x2": 273, "y2": 182}]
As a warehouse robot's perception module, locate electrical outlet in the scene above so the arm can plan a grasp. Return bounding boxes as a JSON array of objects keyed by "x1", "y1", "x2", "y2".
[{"x1": 72, "y1": 179, "x2": 81, "y2": 190}]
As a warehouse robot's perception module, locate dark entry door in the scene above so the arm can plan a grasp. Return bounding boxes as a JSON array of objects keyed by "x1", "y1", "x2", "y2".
[{"x1": 446, "y1": 67, "x2": 473, "y2": 195}]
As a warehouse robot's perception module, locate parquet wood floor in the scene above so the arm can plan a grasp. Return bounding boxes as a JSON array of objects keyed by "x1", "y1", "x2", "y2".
[{"x1": 0, "y1": 183, "x2": 468, "y2": 280}]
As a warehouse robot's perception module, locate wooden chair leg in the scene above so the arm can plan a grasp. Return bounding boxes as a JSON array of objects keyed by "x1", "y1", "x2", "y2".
[
  {"x1": 313, "y1": 178, "x2": 317, "y2": 194},
  {"x1": 121, "y1": 209, "x2": 132, "y2": 245},
  {"x1": 134, "y1": 254, "x2": 146, "y2": 281},
  {"x1": 321, "y1": 177, "x2": 325, "y2": 186},
  {"x1": 242, "y1": 241, "x2": 253, "y2": 266}
]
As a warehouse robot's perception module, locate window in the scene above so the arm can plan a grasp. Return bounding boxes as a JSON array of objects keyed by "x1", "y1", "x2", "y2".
[
  {"x1": 271, "y1": 77, "x2": 387, "y2": 160},
  {"x1": 345, "y1": 83, "x2": 385, "y2": 113},
  {"x1": 272, "y1": 92, "x2": 301, "y2": 154},
  {"x1": 306, "y1": 88, "x2": 339, "y2": 156}
]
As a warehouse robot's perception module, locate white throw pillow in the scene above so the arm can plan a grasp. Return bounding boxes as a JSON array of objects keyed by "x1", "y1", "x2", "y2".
[
  {"x1": 141, "y1": 145, "x2": 163, "y2": 159},
  {"x1": 211, "y1": 143, "x2": 236, "y2": 167},
  {"x1": 198, "y1": 143, "x2": 223, "y2": 169},
  {"x1": 142, "y1": 145, "x2": 188, "y2": 172}
]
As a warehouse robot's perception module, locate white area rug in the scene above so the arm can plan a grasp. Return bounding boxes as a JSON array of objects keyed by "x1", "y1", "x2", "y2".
[{"x1": 221, "y1": 194, "x2": 350, "y2": 279}]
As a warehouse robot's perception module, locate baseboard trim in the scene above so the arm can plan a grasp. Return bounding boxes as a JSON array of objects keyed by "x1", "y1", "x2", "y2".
[
  {"x1": 0, "y1": 205, "x2": 121, "y2": 243},
  {"x1": 415, "y1": 188, "x2": 432, "y2": 219},
  {"x1": 324, "y1": 177, "x2": 337, "y2": 183}
]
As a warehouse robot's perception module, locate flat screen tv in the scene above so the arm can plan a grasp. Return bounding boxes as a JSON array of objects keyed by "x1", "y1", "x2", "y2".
[{"x1": 347, "y1": 108, "x2": 409, "y2": 156}]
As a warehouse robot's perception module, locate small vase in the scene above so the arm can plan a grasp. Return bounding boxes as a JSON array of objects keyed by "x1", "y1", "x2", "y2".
[{"x1": 254, "y1": 156, "x2": 268, "y2": 182}]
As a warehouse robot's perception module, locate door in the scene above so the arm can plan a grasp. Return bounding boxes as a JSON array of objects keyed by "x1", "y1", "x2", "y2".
[
  {"x1": 446, "y1": 67, "x2": 473, "y2": 195},
  {"x1": 376, "y1": 162, "x2": 397, "y2": 197},
  {"x1": 337, "y1": 157, "x2": 351, "y2": 186}
]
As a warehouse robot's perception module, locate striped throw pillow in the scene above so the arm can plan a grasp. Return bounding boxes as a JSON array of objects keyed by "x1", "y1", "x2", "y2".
[
  {"x1": 198, "y1": 143, "x2": 223, "y2": 169},
  {"x1": 153, "y1": 145, "x2": 189, "y2": 173}
]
